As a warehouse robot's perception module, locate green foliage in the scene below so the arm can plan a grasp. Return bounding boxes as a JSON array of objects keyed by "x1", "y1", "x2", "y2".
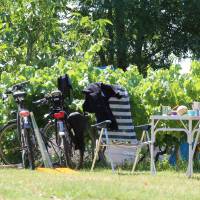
[
  {"x1": 77, "y1": 0, "x2": 200, "y2": 74},
  {"x1": 0, "y1": 0, "x2": 200, "y2": 157},
  {"x1": 1, "y1": 60, "x2": 200, "y2": 143},
  {"x1": 157, "y1": 154, "x2": 174, "y2": 171},
  {"x1": 0, "y1": 0, "x2": 109, "y2": 72},
  {"x1": 1, "y1": 0, "x2": 200, "y2": 166}
]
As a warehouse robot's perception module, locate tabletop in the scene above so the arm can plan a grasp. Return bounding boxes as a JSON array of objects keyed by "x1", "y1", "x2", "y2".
[{"x1": 151, "y1": 115, "x2": 200, "y2": 121}]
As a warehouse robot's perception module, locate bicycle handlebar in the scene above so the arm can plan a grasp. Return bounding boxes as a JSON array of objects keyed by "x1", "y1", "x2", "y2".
[
  {"x1": 1, "y1": 81, "x2": 29, "y2": 101},
  {"x1": 5, "y1": 81, "x2": 29, "y2": 94},
  {"x1": 4, "y1": 89, "x2": 12, "y2": 95}
]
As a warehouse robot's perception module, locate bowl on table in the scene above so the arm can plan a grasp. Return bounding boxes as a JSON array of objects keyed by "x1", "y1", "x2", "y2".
[
  {"x1": 171, "y1": 111, "x2": 177, "y2": 116},
  {"x1": 187, "y1": 110, "x2": 197, "y2": 116},
  {"x1": 176, "y1": 105, "x2": 188, "y2": 116}
]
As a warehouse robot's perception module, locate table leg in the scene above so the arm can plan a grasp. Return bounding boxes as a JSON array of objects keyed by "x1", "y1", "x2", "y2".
[
  {"x1": 151, "y1": 119, "x2": 156, "y2": 175},
  {"x1": 192, "y1": 129, "x2": 200, "y2": 158},
  {"x1": 187, "y1": 119, "x2": 193, "y2": 178},
  {"x1": 188, "y1": 143, "x2": 193, "y2": 177}
]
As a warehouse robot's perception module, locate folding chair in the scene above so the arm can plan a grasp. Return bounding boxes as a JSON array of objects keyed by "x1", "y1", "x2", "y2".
[{"x1": 90, "y1": 85, "x2": 153, "y2": 173}]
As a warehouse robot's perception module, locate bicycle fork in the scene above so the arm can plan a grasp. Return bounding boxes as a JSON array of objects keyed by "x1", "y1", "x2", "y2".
[
  {"x1": 57, "y1": 120, "x2": 72, "y2": 165},
  {"x1": 20, "y1": 115, "x2": 33, "y2": 168},
  {"x1": 21, "y1": 128, "x2": 27, "y2": 167},
  {"x1": 57, "y1": 120, "x2": 66, "y2": 165},
  {"x1": 57, "y1": 120, "x2": 65, "y2": 137}
]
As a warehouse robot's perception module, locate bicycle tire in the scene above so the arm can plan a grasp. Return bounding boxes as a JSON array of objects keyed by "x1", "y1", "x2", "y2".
[
  {"x1": 22, "y1": 128, "x2": 35, "y2": 170},
  {"x1": 43, "y1": 122, "x2": 83, "y2": 169},
  {"x1": 43, "y1": 122, "x2": 64, "y2": 166},
  {"x1": 62, "y1": 132, "x2": 83, "y2": 169},
  {"x1": 0, "y1": 122, "x2": 21, "y2": 165}
]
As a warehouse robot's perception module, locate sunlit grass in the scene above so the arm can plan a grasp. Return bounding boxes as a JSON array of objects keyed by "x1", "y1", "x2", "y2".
[{"x1": 0, "y1": 169, "x2": 200, "y2": 200}]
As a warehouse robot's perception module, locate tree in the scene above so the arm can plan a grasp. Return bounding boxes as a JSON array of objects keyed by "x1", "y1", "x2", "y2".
[
  {"x1": 77, "y1": 0, "x2": 200, "y2": 75},
  {"x1": 0, "y1": 0, "x2": 65, "y2": 69},
  {"x1": 1, "y1": 0, "x2": 199, "y2": 75},
  {"x1": 0, "y1": 0, "x2": 109, "y2": 74}
]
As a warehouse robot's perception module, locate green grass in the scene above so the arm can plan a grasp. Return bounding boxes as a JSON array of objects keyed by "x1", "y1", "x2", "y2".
[{"x1": 0, "y1": 169, "x2": 200, "y2": 200}]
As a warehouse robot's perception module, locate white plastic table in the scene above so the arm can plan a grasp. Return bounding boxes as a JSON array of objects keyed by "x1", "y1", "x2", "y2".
[{"x1": 150, "y1": 115, "x2": 200, "y2": 177}]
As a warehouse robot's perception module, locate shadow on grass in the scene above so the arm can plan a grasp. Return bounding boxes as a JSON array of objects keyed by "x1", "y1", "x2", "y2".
[
  {"x1": 81, "y1": 159, "x2": 151, "y2": 176},
  {"x1": 81, "y1": 158, "x2": 200, "y2": 178}
]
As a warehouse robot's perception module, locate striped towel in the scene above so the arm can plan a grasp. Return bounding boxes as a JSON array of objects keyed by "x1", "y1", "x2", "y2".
[{"x1": 99, "y1": 85, "x2": 138, "y2": 144}]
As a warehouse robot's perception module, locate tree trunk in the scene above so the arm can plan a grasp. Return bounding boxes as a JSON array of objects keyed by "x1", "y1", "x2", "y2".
[
  {"x1": 134, "y1": 32, "x2": 147, "y2": 76},
  {"x1": 106, "y1": 0, "x2": 114, "y2": 65},
  {"x1": 113, "y1": 0, "x2": 127, "y2": 70},
  {"x1": 99, "y1": 50, "x2": 107, "y2": 66}
]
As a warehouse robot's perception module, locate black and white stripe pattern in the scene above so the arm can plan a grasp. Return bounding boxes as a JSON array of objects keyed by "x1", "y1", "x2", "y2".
[{"x1": 99, "y1": 86, "x2": 137, "y2": 144}]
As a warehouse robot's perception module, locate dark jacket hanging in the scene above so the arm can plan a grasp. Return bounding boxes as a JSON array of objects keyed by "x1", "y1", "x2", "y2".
[{"x1": 82, "y1": 82, "x2": 122, "y2": 130}]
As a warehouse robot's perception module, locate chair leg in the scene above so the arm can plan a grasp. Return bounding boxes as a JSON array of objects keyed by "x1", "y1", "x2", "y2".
[
  {"x1": 90, "y1": 128, "x2": 96, "y2": 160},
  {"x1": 90, "y1": 142, "x2": 99, "y2": 171},
  {"x1": 146, "y1": 131, "x2": 156, "y2": 172},
  {"x1": 110, "y1": 157, "x2": 115, "y2": 173},
  {"x1": 91, "y1": 128, "x2": 104, "y2": 171},
  {"x1": 131, "y1": 131, "x2": 145, "y2": 173},
  {"x1": 131, "y1": 146, "x2": 141, "y2": 173},
  {"x1": 104, "y1": 128, "x2": 115, "y2": 172}
]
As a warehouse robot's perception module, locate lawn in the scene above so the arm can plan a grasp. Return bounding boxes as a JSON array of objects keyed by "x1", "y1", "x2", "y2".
[{"x1": 0, "y1": 169, "x2": 200, "y2": 200}]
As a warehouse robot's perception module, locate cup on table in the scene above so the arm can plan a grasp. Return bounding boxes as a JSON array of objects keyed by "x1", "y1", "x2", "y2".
[
  {"x1": 192, "y1": 101, "x2": 200, "y2": 116},
  {"x1": 192, "y1": 102, "x2": 200, "y2": 110},
  {"x1": 162, "y1": 106, "x2": 171, "y2": 116},
  {"x1": 187, "y1": 110, "x2": 196, "y2": 116}
]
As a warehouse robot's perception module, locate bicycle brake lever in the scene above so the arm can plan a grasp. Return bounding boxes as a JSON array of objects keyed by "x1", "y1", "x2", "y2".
[
  {"x1": 5, "y1": 88, "x2": 12, "y2": 95},
  {"x1": 33, "y1": 98, "x2": 47, "y2": 106},
  {"x1": 2, "y1": 93, "x2": 7, "y2": 100},
  {"x1": 1, "y1": 93, "x2": 8, "y2": 103}
]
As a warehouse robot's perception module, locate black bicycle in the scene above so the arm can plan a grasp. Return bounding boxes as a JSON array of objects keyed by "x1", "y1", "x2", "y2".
[
  {"x1": 34, "y1": 90, "x2": 83, "y2": 169},
  {"x1": 0, "y1": 81, "x2": 36, "y2": 169}
]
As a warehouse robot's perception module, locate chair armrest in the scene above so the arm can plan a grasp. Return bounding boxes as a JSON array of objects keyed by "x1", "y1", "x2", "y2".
[
  {"x1": 91, "y1": 120, "x2": 111, "y2": 129},
  {"x1": 134, "y1": 124, "x2": 151, "y2": 131}
]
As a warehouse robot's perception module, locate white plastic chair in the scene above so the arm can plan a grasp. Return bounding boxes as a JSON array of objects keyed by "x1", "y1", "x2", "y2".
[{"x1": 90, "y1": 86, "x2": 154, "y2": 173}]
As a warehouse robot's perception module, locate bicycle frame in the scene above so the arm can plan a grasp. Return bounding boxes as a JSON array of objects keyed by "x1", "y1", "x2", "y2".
[
  {"x1": 14, "y1": 93, "x2": 31, "y2": 135},
  {"x1": 34, "y1": 89, "x2": 84, "y2": 169},
  {"x1": 34, "y1": 90, "x2": 73, "y2": 165},
  {"x1": 36, "y1": 90, "x2": 71, "y2": 139},
  {"x1": 2, "y1": 81, "x2": 35, "y2": 168},
  {"x1": 48, "y1": 113, "x2": 70, "y2": 146}
]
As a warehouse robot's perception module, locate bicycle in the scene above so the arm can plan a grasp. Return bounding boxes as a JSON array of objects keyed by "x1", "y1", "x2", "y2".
[
  {"x1": 33, "y1": 90, "x2": 83, "y2": 169},
  {"x1": 0, "y1": 81, "x2": 37, "y2": 169}
]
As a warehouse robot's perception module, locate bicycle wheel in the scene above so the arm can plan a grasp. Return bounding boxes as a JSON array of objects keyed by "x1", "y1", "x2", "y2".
[
  {"x1": 43, "y1": 122, "x2": 64, "y2": 167},
  {"x1": 62, "y1": 130, "x2": 84, "y2": 169},
  {"x1": 0, "y1": 122, "x2": 21, "y2": 165},
  {"x1": 22, "y1": 128, "x2": 35, "y2": 169},
  {"x1": 43, "y1": 122, "x2": 83, "y2": 169}
]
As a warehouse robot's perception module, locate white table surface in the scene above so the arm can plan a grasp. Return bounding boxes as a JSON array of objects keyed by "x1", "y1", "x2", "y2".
[
  {"x1": 151, "y1": 115, "x2": 200, "y2": 120},
  {"x1": 150, "y1": 114, "x2": 200, "y2": 178}
]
